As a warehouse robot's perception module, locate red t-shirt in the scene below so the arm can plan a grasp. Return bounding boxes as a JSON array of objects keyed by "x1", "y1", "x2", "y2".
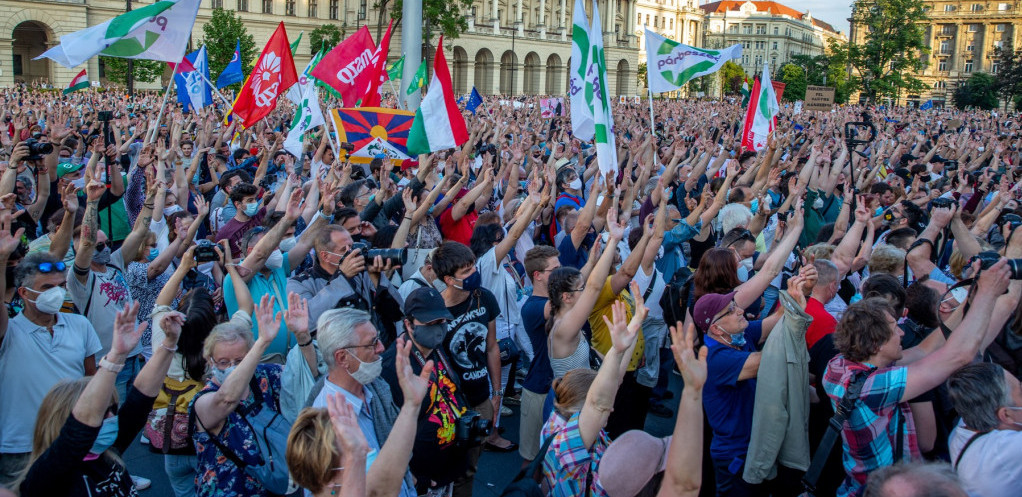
[
  {"x1": 438, "y1": 207, "x2": 478, "y2": 246},
  {"x1": 805, "y1": 297, "x2": 837, "y2": 350}
]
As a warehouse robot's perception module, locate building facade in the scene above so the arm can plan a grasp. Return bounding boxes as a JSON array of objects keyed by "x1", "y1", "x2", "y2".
[
  {"x1": 0, "y1": 0, "x2": 640, "y2": 96},
  {"x1": 849, "y1": 1, "x2": 1022, "y2": 107}
]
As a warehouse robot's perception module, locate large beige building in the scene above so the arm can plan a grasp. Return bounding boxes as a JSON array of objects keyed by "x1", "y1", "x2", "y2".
[
  {"x1": 1, "y1": 0, "x2": 641, "y2": 96},
  {"x1": 849, "y1": 1, "x2": 1022, "y2": 106}
]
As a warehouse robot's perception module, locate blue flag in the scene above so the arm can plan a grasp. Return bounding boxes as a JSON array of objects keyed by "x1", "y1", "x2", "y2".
[
  {"x1": 175, "y1": 46, "x2": 212, "y2": 112},
  {"x1": 920, "y1": 100, "x2": 933, "y2": 110},
  {"x1": 466, "y1": 87, "x2": 483, "y2": 115},
  {"x1": 216, "y1": 40, "x2": 244, "y2": 89}
]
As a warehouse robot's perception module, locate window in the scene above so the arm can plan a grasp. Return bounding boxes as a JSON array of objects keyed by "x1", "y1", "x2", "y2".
[
  {"x1": 755, "y1": 24, "x2": 766, "y2": 35},
  {"x1": 971, "y1": 3, "x2": 983, "y2": 11},
  {"x1": 285, "y1": 0, "x2": 295, "y2": 15},
  {"x1": 773, "y1": 26, "x2": 779, "y2": 35},
  {"x1": 942, "y1": 25, "x2": 954, "y2": 35},
  {"x1": 262, "y1": 0, "x2": 271, "y2": 13},
  {"x1": 938, "y1": 59, "x2": 948, "y2": 71},
  {"x1": 238, "y1": 0, "x2": 248, "y2": 11},
  {"x1": 997, "y1": 24, "x2": 1007, "y2": 32},
  {"x1": 993, "y1": 62, "x2": 1001, "y2": 73},
  {"x1": 670, "y1": 19, "x2": 674, "y2": 29},
  {"x1": 646, "y1": 14, "x2": 650, "y2": 25},
  {"x1": 729, "y1": 24, "x2": 739, "y2": 33},
  {"x1": 742, "y1": 54, "x2": 749, "y2": 64},
  {"x1": 637, "y1": 14, "x2": 641, "y2": 25},
  {"x1": 944, "y1": 4, "x2": 955, "y2": 11},
  {"x1": 308, "y1": 0, "x2": 317, "y2": 17},
  {"x1": 999, "y1": 2, "x2": 1011, "y2": 10},
  {"x1": 967, "y1": 43, "x2": 975, "y2": 52},
  {"x1": 772, "y1": 41, "x2": 778, "y2": 50},
  {"x1": 754, "y1": 55, "x2": 763, "y2": 66},
  {"x1": 969, "y1": 24, "x2": 979, "y2": 32},
  {"x1": 771, "y1": 56, "x2": 776, "y2": 67},
  {"x1": 744, "y1": 24, "x2": 752, "y2": 34},
  {"x1": 329, "y1": 0, "x2": 338, "y2": 18},
  {"x1": 211, "y1": 0, "x2": 223, "y2": 7},
  {"x1": 940, "y1": 40, "x2": 950, "y2": 53},
  {"x1": 358, "y1": 0, "x2": 366, "y2": 20},
  {"x1": 654, "y1": 16, "x2": 658, "y2": 27},
  {"x1": 935, "y1": 80, "x2": 946, "y2": 89},
  {"x1": 995, "y1": 40, "x2": 1004, "y2": 49},
  {"x1": 965, "y1": 60, "x2": 974, "y2": 72}
]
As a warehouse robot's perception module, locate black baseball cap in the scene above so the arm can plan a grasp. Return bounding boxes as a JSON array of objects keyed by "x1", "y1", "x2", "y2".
[{"x1": 403, "y1": 287, "x2": 454, "y2": 323}]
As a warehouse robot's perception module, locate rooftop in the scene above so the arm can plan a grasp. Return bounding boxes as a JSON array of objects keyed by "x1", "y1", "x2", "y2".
[{"x1": 700, "y1": 1, "x2": 840, "y2": 34}]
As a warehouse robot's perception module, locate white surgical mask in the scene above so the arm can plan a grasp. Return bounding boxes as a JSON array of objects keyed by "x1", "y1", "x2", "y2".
[
  {"x1": 279, "y1": 236, "x2": 297, "y2": 253},
  {"x1": 70, "y1": 177, "x2": 86, "y2": 189},
  {"x1": 25, "y1": 286, "x2": 67, "y2": 315},
  {"x1": 568, "y1": 178, "x2": 582, "y2": 190},
  {"x1": 349, "y1": 355, "x2": 383, "y2": 385},
  {"x1": 265, "y1": 249, "x2": 284, "y2": 269}
]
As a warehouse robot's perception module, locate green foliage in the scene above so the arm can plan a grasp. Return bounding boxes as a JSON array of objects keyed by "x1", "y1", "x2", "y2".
[
  {"x1": 310, "y1": 24, "x2": 343, "y2": 55},
  {"x1": 782, "y1": 50, "x2": 852, "y2": 104},
  {"x1": 953, "y1": 72, "x2": 999, "y2": 110},
  {"x1": 637, "y1": 62, "x2": 647, "y2": 90},
  {"x1": 824, "y1": 40, "x2": 852, "y2": 104},
  {"x1": 779, "y1": 64, "x2": 806, "y2": 102},
  {"x1": 843, "y1": 0, "x2": 930, "y2": 102},
  {"x1": 392, "y1": 0, "x2": 473, "y2": 41},
  {"x1": 100, "y1": 58, "x2": 164, "y2": 87},
  {"x1": 199, "y1": 8, "x2": 257, "y2": 89},
  {"x1": 721, "y1": 60, "x2": 747, "y2": 95},
  {"x1": 993, "y1": 46, "x2": 1022, "y2": 110}
]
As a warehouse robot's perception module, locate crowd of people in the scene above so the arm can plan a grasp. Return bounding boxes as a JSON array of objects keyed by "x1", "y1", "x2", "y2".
[{"x1": 0, "y1": 81, "x2": 1019, "y2": 497}]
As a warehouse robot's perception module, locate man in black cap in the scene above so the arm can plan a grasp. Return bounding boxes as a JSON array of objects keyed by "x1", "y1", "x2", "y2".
[{"x1": 381, "y1": 287, "x2": 473, "y2": 497}]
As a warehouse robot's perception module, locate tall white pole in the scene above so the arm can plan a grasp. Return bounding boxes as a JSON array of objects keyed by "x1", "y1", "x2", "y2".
[
  {"x1": 401, "y1": 0, "x2": 423, "y2": 110},
  {"x1": 149, "y1": 78, "x2": 174, "y2": 144}
]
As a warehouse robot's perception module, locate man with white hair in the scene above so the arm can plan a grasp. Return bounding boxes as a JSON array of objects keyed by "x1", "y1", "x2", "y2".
[{"x1": 311, "y1": 307, "x2": 416, "y2": 497}]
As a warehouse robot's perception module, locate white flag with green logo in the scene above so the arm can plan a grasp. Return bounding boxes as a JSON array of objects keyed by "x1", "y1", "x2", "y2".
[
  {"x1": 284, "y1": 51, "x2": 327, "y2": 163},
  {"x1": 644, "y1": 29, "x2": 741, "y2": 94},
  {"x1": 588, "y1": 2, "x2": 616, "y2": 176},
  {"x1": 569, "y1": 0, "x2": 594, "y2": 141},
  {"x1": 36, "y1": 0, "x2": 200, "y2": 69}
]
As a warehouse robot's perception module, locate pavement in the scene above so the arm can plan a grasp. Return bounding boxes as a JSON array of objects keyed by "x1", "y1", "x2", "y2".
[{"x1": 124, "y1": 372, "x2": 684, "y2": 496}]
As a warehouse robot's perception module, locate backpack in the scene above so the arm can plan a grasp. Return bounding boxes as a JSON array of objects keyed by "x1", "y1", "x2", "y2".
[
  {"x1": 501, "y1": 435, "x2": 556, "y2": 497},
  {"x1": 659, "y1": 267, "x2": 694, "y2": 326},
  {"x1": 145, "y1": 376, "x2": 203, "y2": 454}
]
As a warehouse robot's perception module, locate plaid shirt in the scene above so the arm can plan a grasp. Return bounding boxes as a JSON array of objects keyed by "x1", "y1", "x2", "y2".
[
  {"x1": 823, "y1": 356, "x2": 920, "y2": 497},
  {"x1": 540, "y1": 411, "x2": 610, "y2": 497}
]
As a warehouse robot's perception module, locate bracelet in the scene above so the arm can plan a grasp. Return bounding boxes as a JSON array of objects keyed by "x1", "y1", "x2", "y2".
[
  {"x1": 160, "y1": 342, "x2": 179, "y2": 352},
  {"x1": 298, "y1": 337, "x2": 314, "y2": 347},
  {"x1": 144, "y1": 204, "x2": 154, "y2": 209},
  {"x1": 99, "y1": 356, "x2": 125, "y2": 373}
]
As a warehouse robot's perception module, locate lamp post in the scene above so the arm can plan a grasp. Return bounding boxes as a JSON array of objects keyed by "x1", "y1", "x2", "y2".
[
  {"x1": 511, "y1": 27, "x2": 516, "y2": 95},
  {"x1": 126, "y1": 0, "x2": 134, "y2": 94}
]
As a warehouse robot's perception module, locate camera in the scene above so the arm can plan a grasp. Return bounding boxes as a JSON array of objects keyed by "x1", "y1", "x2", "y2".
[
  {"x1": 1003, "y1": 213, "x2": 1022, "y2": 230},
  {"x1": 944, "y1": 160, "x2": 959, "y2": 172},
  {"x1": 23, "y1": 138, "x2": 53, "y2": 161},
  {"x1": 930, "y1": 197, "x2": 954, "y2": 210},
  {"x1": 97, "y1": 110, "x2": 113, "y2": 122},
  {"x1": 194, "y1": 239, "x2": 220, "y2": 263},
  {"x1": 972, "y1": 250, "x2": 1022, "y2": 279},
  {"x1": 348, "y1": 241, "x2": 407, "y2": 267},
  {"x1": 339, "y1": 142, "x2": 355, "y2": 153},
  {"x1": 454, "y1": 410, "x2": 492, "y2": 447},
  {"x1": 477, "y1": 143, "x2": 497, "y2": 156}
]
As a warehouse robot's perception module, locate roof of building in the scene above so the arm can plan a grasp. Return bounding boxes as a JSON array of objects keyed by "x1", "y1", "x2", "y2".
[{"x1": 700, "y1": 1, "x2": 840, "y2": 34}]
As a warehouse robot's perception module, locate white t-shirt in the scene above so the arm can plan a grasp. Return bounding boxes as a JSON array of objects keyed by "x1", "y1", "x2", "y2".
[
  {"x1": 948, "y1": 422, "x2": 1022, "y2": 497},
  {"x1": 66, "y1": 250, "x2": 140, "y2": 359},
  {"x1": 0, "y1": 312, "x2": 101, "y2": 452},
  {"x1": 637, "y1": 265, "x2": 667, "y2": 320},
  {"x1": 476, "y1": 247, "x2": 524, "y2": 341}
]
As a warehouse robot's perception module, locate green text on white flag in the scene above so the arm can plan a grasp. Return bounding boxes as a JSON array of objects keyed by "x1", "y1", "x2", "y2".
[
  {"x1": 644, "y1": 29, "x2": 741, "y2": 94},
  {"x1": 284, "y1": 52, "x2": 327, "y2": 162},
  {"x1": 569, "y1": 0, "x2": 594, "y2": 141},
  {"x1": 588, "y1": 2, "x2": 616, "y2": 176}
]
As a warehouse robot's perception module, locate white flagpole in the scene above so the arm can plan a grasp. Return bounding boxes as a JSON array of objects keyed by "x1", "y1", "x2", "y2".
[
  {"x1": 648, "y1": 87, "x2": 658, "y2": 165},
  {"x1": 195, "y1": 71, "x2": 232, "y2": 107},
  {"x1": 149, "y1": 78, "x2": 174, "y2": 145},
  {"x1": 386, "y1": 79, "x2": 405, "y2": 109}
]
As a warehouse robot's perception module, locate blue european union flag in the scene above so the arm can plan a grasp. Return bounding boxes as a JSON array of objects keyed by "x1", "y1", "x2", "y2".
[
  {"x1": 216, "y1": 40, "x2": 244, "y2": 89},
  {"x1": 466, "y1": 87, "x2": 483, "y2": 115},
  {"x1": 920, "y1": 100, "x2": 933, "y2": 110}
]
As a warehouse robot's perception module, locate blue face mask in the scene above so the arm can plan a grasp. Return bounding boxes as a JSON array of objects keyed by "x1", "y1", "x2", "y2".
[
  {"x1": 147, "y1": 248, "x2": 159, "y2": 262},
  {"x1": 728, "y1": 331, "x2": 747, "y2": 348},
  {"x1": 244, "y1": 202, "x2": 259, "y2": 217},
  {"x1": 749, "y1": 198, "x2": 759, "y2": 213},
  {"x1": 88, "y1": 416, "x2": 119, "y2": 456},
  {"x1": 456, "y1": 271, "x2": 482, "y2": 292},
  {"x1": 211, "y1": 364, "x2": 236, "y2": 384}
]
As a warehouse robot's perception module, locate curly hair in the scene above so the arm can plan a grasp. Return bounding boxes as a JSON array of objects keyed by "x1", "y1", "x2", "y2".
[
  {"x1": 834, "y1": 298, "x2": 898, "y2": 363},
  {"x1": 694, "y1": 248, "x2": 740, "y2": 300}
]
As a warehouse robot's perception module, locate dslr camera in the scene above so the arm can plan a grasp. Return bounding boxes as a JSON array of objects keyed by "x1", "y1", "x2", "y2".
[
  {"x1": 972, "y1": 250, "x2": 1022, "y2": 279},
  {"x1": 194, "y1": 239, "x2": 220, "y2": 263},
  {"x1": 930, "y1": 197, "x2": 954, "y2": 210},
  {"x1": 348, "y1": 241, "x2": 407, "y2": 267},
  {"x1": 23, "y1": 138, "x2": 53, "y2": 161},
  {"x1": 454, "y1": 410, "x2": 493, "y2": 448}
]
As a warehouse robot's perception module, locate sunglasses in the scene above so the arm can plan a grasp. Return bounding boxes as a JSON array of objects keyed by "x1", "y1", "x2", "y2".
[
  {"x1": 95, "y1": 242, "x2": 107, "y2": 252},
  {"x1": 36, "y1": 261, "x2": 67, "y2": 273},
  {"x1": 712, "y1": 301, "x2": 739, "y2": 325}
]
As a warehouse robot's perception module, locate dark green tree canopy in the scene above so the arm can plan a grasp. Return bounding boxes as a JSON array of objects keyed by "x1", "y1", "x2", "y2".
[
  {"x1": 199, "y1": 8, "x2": 257, "y2": 87},
  {"x1": 953, "y1": 72, "x2": 998, "y2": 110},
  {"x1": 310, "y1": 24, "x2": 343, "y2": 55},
  {"x1": 100, "y1": 58, "x2": 164, "y2": 87},
  {"x1": 842, "y1": 0, "x2": 930, "y2": 102}
]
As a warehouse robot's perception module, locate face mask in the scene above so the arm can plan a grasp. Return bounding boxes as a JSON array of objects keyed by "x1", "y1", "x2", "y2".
[
  {"x1": 724, "y1": 330, "x2": 747, "y2": 348},
  {"x1": 568, "y1": 178, "x2": 582, "y2": 190},
  {"x1": 244, "y1": 202, "x2": 259, "y2": 217},
  {"x1": 147, "y1": 248, "x2": 159, "y2": 262},
  {"x1": 87, "y1": 416, "x2": 119, "y2": 457},
  {"x1": 211, "y1": 364, "x2": 236, "y2": 384},
  {"x1": 279, "y1": 236, "x2": 298, "y2": 253},
  {"x1": 454, "y1": 271, "x2": 481, "y2": 292},
  {"x1": 70, "y1": 177, "x2": 86, "y2": 188},
  {"x1": 25, "y1": 286, "x2": 66, "y2": 314},
  {"x1": 349, "y1": 355, "x2": 383, "y2": 385},
  {"x1": 749, "y1": 198, "x2": 759, "y2": 213},
  {"x1": 265, "y1": 249, "x2": 284, "y2": 269},
  {"x1": 412, "y1": 323, "x2": 447, "y2": 349},
  {"x1": 92, "y1": 246, "x2": 111, "y2": 265},
  {"x1": 978, "y1": 146, "x2": 985, "y2": 152},
  {"x1": 163, "y1": 205, "x2": 184, "y2": 217}
]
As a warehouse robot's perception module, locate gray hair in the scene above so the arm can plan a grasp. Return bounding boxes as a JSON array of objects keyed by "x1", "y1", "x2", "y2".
[
  {"x1": 815, "y1": 259, "x2": 839, "y2": 288},
  {"x1": 948, "y1": 362, "x2": 1013, "y2": 432},
  {"x1": 864, "y1": 462, "x2": 966, "y2": 497},
  {"x1": 718, "y1": 203, "x2": 753, "y2": 235},
  {"x1": 202, "y1": 321, "x2": 254, "y2": 360},
  {"x1": 318, "y1": 308, "x2": 373, "y2": 369},
  {"x1": 15, "y1": 252, "x2": 65, "y2": 289}
]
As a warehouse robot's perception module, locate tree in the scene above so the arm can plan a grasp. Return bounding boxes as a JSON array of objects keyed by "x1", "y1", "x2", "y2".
[
  {"x1": 310, "y1": 24, "x2": 343, "y2": 55},
  {"x1": 199, "y1": 9, "x2": 257, "y2": 87},
  {"x1": 825, "y1": 39, "x2": 852, "y2": 104},
  {"x1": 721, "y1": 60, "x2": 747, "y2": 95},
  {"x1": 779, "y1": 64, "x2": 807, "y2": 102},
  {"x1": 637, "y1": 62, "x2": 647, "y2": 90},
  {"x1": 841, "y1": 0, "x2": 929, "y2": 102},
  {"x1": 393, "y1": 0, "x2": 473, "y2": 42},
  {"x1": 100, "y1": 58, "x2": 164, "y2": 87},
  {"x1": 993, "y1": 46, "x2": 1022, "y2": 110},
  {"x1": 953, "y1": 73, "x2": 998, "y2": 110}
]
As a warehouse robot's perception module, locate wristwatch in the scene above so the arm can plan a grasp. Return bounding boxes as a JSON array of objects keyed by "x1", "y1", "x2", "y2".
[{"x1": 99, "y1": 356, "x2": 125, "y2": 373}]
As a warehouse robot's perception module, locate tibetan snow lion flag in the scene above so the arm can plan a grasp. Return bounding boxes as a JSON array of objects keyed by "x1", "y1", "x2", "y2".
[
  {"x1": 230, "y1": 22, "x2": 297, "y2": 129},
  {"x1": 644, "y1": 29, "x2": 741, "y2": 94},
  {"x1": 330, "y1": 107, "x2": 415, "y2": 163}
]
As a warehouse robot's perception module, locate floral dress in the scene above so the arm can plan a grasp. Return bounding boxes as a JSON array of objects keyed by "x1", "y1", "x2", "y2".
[{"x1": 191, "y1": 364, "x2": 284, "y2": 497}]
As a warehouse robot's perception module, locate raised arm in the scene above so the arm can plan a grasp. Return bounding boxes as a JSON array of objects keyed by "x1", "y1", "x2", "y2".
[
  {"x1": 658, "y1": 322, "x2": 707, "y2": 497},
  {"x1": 734, "y1": 202, "x2": 803, "y2": 310}
]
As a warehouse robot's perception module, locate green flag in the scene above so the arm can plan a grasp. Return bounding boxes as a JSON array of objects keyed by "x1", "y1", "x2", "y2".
[
  {"x1": 406, "y1": 61, "x2": 426, "y2": 96},
  {"x1": 387, "y1": 56, "x2": 404, "y2": 81},
  {"x1": 290, "y1": 31, "x2": 304, "y2": 55}
]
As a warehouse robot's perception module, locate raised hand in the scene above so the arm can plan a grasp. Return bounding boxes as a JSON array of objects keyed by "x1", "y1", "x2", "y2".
[
  {"x1": 603, "y1": 299, "x2": 640, "y2": 353},
  {"x1": 0, "y1": 209, "x2": 25, "y2": 259},
  {"x1": 326, "y1": 393, "x2": 370, "y2": 456},
  {"x1": 283, "y1": 292, "x2": 310, "y2": 337},
  {"x1": 395, "y1": 337, "x2": 433, "y2": 407},
  {"x1": 159, "y1": 310, "x2": 186, "y2": 345},
  {"x1": 111, "y1": 301, "x2": 148, "y2": 358},
  {"x1": 669, "y1": 321, "x2": 707, "y2": 391},
  {"x1": 253, "y1": 294, "x2": 282, "y2": 346}
]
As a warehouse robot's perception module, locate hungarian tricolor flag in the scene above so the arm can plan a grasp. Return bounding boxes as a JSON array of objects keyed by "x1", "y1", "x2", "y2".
[
  {"x1": 360, "y1": 19, "x2": 394, "y2": 108},
  {"x1": 229, "y1": 22, "x2": 297, "y2": 129},
  {"x1": 740, "y1": 63, "x2": 779, "y2": 152},
  {"x1": 63, "y1": 69, "x2": 89, "y2": 94},
  {"x1": 407, "y1": 37, "x2": 468, "y2": 155}
]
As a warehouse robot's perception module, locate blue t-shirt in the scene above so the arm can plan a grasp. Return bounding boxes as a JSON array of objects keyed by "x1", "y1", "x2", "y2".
[
  {"x1": 703, "y1": 319, "x2": 764, "y2": 469},
  {"x1": 521, "y1": 295, "x2": 553, "y2": 394},
  {"x1": 557, "y1": 231, "x2": 596, "y2": 270},
  {"x1": 223, "y1": 253, "x2": 293, "y2": 358}
]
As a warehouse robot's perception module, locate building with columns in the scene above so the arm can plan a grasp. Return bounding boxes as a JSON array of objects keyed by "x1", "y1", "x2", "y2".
[
  {"x1": 849, "y1": 1, "x2": 1022, "y2": 107},
  {"x1": 0, "y1": 0, "x2": 640, "y2": 96}
]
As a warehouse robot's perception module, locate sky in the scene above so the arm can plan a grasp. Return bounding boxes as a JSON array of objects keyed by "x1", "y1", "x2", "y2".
[{"x1": 770, "y1": 1, "x2": 853, "y2": 34}]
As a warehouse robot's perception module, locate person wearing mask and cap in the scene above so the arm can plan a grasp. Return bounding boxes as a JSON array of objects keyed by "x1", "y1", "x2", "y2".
[{"x1": 380, "y1": 287, "x2": 472, "y2": 497}]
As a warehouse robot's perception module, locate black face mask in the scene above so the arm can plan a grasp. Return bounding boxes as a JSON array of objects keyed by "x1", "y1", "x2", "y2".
[{"x1": 412, "y1": 323, "x2": 447, "y2": 350}]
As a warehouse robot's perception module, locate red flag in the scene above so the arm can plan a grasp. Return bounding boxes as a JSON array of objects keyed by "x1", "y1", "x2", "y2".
[
  {"x1": 310, "y1": 26, "x2": 376, "y2": 107},
  {"x1": 168, "y1": 56, "x2": 196, "y2": 74},
  {"x1": 360, "y1": 20, "x2": 394, "y2": 108},
  {"x1": 231, "y1": 22, "x2": 297, "y2": 129}
]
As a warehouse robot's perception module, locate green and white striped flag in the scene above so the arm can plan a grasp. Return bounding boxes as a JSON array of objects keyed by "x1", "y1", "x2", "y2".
[
  {"x1": 284, "y1": 50, "x2": 326, "y2": 163},
  {"x1": 644, "y1": 29, "x2": 741, "y2": 94},
  {"x1": 588, "y1": 2, "x2": 616, "y2": 176},
  {"x1": 569, "y1": 0, "x2": 594, "y2": 141},
  {"x1": 36, "y1": 0, "x2": 200, "y2": 68}
]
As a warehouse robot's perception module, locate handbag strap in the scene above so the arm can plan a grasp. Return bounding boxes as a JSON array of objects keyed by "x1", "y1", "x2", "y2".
[
  {"x1": 953, "y1": 430, "x2": 990, "y2": 470},
  {"x1": 190, "y1": 390, "x2": 249, "y2": 469},
  {"x1": 510, "y1": 433, "x2": 556, "y2": 484},
  {"x1": 802, "y1": 367, "x2": 875, "y2": 494},
  {"x1": 643, "y1": 270, "x2": 658, "y2": 301}
]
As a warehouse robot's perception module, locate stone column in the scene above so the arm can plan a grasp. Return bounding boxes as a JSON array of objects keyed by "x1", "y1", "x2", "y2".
[
  {"x1": 539, "y1": 0, "x2": 547, "y2": 38},
  {"x1": 516, "y1": 0, "x2": 523, "y2": 34},
  {"x1": 560, "y1": 0, "x2": 567, "y2": 40},
  {"x1": 493, "y1": 0, "x2": 500, "y2": 34},
  {"x1": 466, "y1": 61, "x2": 476, "y2": 94},
  {"x1": 0, "y1": 38, "x2": 13, "y2": 88},
  {"x1": 536, "y1": 63, "x2": 547, "y2": 95}
]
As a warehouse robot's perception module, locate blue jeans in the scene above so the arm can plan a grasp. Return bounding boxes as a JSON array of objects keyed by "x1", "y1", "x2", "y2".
[
  {"x1": 164, "y1": 454, "x2": 198, "y2": 497},
  {"x1": 115, "y1": 355, "x2": 143, "y2": 402}
]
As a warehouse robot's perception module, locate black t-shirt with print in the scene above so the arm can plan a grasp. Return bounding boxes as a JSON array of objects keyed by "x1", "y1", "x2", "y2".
[{"x1": 444, "y1": 288, "x2": 501, "y2": 406}]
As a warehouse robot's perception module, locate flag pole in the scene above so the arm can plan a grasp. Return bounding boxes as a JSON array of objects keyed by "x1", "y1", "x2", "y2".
[
  {"x1": 647, "y1": 86, "x2": 658, "y2": 165},
  {"x1": 149, "y1": 77, "x2": 175, "y2": 145},
  {"x1": 387, "y1": 79, "x2": 405, "y2": 109},
  {"x1": 195, "y1": 71, "x2": 232, "y2": 107}
]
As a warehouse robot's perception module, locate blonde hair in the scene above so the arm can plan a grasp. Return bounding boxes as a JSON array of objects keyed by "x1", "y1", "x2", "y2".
[
  {"x1": 286, "y1": 408, "x2": 340, "y2": 495},
  {"x1": 552, "y1": 368, "x2": 598, "y2": 418},
  {"x1": 804, "y1": 243, "x2": 836, "y2": 261},
  {"x1": 868, "y1": 244, "x2": 906, "y2": 276},
  {"x1": 202, "y1": 321, "x2": 254, "y2": 360}
]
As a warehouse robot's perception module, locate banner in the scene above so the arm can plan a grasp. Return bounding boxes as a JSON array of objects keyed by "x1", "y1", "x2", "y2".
[
  {"x1": 588, "y1": 2, "x2": 617, "y2": 176},
  {"x1": 283, "y1": 51, "x2": 327, "y2": 159},
  {"x1": 540, "y1": 97, "x2": 566, "y2": 118},
  {"x1": 175, "y1": 46, "x2": 211, "y2": 111},
  {"x1": 569, "y1": 0, "x2": 594, "y2": 141},
  {"x1": 771, "y1": 81, "x2": 786, "y2": 105},
  {"x1": 644, "y1": 29, "x2": 741, "y2": 94},
  {"x1": 311, "y1": 26, "x2": 377, "y2": 107},
  {"x1": 740, "y1": 64, "x2": 779, "y2": 152},
  {"x1": 804, "y1": 85, "x2": 835, "y2": 111},
  {"x1": 332, "y1": 107, "x2": 416, "y2": 163}
]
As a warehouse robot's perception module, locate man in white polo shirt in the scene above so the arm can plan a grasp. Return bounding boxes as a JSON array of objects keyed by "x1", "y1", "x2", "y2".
[{"x1": 0, "y1": 253, "x2": 101, "y2": 487}]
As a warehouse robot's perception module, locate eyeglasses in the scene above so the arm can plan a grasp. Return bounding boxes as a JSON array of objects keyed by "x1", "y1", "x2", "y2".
[
  {"x1": 213, "y1": 358, "x2": 243, "y2": 369},
  {"x1": 566, "y1": 285, "x2": 586, "y2": 294},
  {"x1": 36, "y1": 261, "x2": 67, "y2": 273},
  {"x1": 711, "y1": 301, "x2": 739, "y2": 325},
  {"x1": 344, "y1": 334, "x2": 382, "y2": 350}
]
